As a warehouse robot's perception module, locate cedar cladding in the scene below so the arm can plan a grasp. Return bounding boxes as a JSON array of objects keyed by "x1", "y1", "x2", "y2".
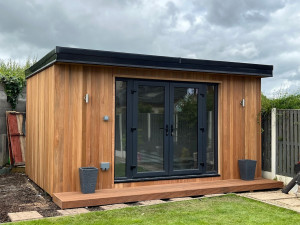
[{"x1": 26, "y1": 63, "x2": 261, "y2": 196}]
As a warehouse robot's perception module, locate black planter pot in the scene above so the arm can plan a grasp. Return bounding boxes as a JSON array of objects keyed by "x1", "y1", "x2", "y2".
[
  {"x1": 79, "y1": 167, "x2": 99, "y2": 194},
  {"x1": 238, "y1": 160, "x2": 257, "y2": 181}
]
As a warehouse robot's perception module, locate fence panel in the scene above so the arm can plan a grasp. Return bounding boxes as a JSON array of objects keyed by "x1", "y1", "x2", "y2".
[
  {"x1": 261, "y1": 113, "x2": 271, "y2": 172},
  {"x1": 276, "y1": 109, "x2": 300, "y2": 177}
]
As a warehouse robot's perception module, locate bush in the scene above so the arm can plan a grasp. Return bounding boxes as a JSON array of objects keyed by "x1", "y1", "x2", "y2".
[
  {"x1": 261, "y1": 92, "x2": 300, "y2": 115},
  {"x1": 0, "y1": 59, "x2": 35, "y2": 110}
]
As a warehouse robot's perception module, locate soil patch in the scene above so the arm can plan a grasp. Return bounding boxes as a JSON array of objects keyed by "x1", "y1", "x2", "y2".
[{"x1": 0, "y1": 172, "x2": 60, "y2": 223}]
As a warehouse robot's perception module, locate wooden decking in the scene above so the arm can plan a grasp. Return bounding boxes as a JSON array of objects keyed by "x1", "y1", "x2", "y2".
[{"x1": 53, "y1": 179, "x2": 283, "y2": 209}]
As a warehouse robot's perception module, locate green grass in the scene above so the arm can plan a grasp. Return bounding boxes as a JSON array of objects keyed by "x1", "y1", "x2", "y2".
[{"x1": 11, "y1": 194, "x2": 300, "y2": 225}]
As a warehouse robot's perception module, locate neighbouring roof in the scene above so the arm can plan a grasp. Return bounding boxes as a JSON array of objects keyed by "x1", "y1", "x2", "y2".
[{"x1": 25, "y1": 46, "x2": 273, "y2": 78}]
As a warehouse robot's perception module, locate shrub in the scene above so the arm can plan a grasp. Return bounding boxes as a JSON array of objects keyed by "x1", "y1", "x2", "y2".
[
  {"x1": 0, "y1": 59, "x2": 35, "y2": 110},
  {"x1": 261, "y1": 92, "x2": 300, "y2": 115}
]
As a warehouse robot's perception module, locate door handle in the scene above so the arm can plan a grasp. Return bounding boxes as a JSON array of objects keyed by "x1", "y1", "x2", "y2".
[
  {"x1": 171, "y1": 125, "x2": 174, "y2": 136},
  {"x1": 131, "y1": 165, "x2": 136, "y2": 169},
  {"x1": 159, "y1": 125, "x2": 169, "y2": 136}
]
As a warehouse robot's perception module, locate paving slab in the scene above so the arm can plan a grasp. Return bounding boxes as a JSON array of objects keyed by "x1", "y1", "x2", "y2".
[
  {"x1": 101, "y1": 204, "x2": 129, "y2": 210},
  {"x1": 275, "y1": 198, "x2": 300, "y2": 207},
  {"x1": 57, "y1": 208, "x2": 89, "y2": 216},
  {"x1": 203, "y1": 194, "x2": 226, "y2": 198},
  {"x1": 169, "y1": 197, "x2": 193, "y2": 202},
  {"x1": 8, "y1": 211, "x2": 43, "y2": 222},
  {"x1": 290, "y1": 206, "x2": 300, "y2": 213},
  {"x1": 139, "y1": 200, "x2": 166, "y2": 206},
  {"x1": 239, "y1": 191, "x2": 295, "y2": 200},
  {"x1": 239, "y1": 191, "x2": 300, "y2": 213}
]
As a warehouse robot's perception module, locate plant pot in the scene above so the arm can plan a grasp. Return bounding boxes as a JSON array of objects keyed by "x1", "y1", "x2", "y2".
[
  {"x1": 79, "y1": 167, "x2": 98, "y2": 194},
  {"x1": 238, "y1": 159, "x2": 257, "y2": 181}
]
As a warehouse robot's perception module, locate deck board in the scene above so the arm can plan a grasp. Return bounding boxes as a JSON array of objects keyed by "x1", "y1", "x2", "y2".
[{"x1": 53, "y1": 179, "x2": 283, "y2": 209}]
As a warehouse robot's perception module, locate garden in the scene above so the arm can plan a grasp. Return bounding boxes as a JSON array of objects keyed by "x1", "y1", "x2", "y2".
[{"x1": 8, "y1": 194, "x2": 300, "y2": 225}]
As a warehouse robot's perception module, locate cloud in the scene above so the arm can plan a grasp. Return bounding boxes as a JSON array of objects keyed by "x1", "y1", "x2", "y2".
[
  {"x1": 197, "y1": 0, "x2": 285, "y2": 28},
  {"x1": 0, "y1": 0, "x2": 299, "y2": 97}
]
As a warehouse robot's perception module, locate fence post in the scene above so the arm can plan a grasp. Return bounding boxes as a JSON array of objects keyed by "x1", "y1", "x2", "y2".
[{"x1": 271, "y1": 108, "x2": 277, "y2": 179}]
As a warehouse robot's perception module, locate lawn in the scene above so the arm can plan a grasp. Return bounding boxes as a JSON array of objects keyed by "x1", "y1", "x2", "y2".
[{"x1": 11, "y1": 194, "x2": 300, "y2": 225}]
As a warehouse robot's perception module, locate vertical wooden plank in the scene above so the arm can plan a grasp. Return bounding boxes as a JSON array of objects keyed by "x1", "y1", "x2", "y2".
[
  {"x1": 244, "y1": 78, "x2": 250, "y2": 160},
  {"x1": 74, "y1": 65, "x2": 83, "y2": 192},
  {"x1": 25, "y1": 78, "x2": 31, "y2": 177},
  {"x1": 282, "y1": 111, "x2": 286, "y2": 175},
  {"x1": 107, "y1": 68, "x2": 114, "y2": 188},
  {"x1": 53, "y1": 64, "x2": 66, "y2": 193},
  {"x1": 62, "y1": 64, "x2": 71, "y2": 193},
  {"x1": 63, "y1": 64, "x2": 84, "y2": 192},
  {"x1": 44, "y1": 68, "x2": 49, "y2": 192},
  {"x1": 298, "y1": 111, "x2": 300, "y2": 164},
  {"x1": 256, "y1": 78, "x2": 261, "y2": 177},
  {"x1": 229, "y1": 76, "x2": 234, "y2": 179},
  {"x1": 290, "y1": 110, "x2": 294, "y2": 176},
  {"x1": 82, "y1": 66, "x2": 92, "y2": 167},
  {"x1": 111, "y1": 74, "x2": 116, "y2": 188},
  {"x1": 90, "y1": 67, "x2": 100, "y2": 189},
  {"x1": 267, "y1": 114, "x2": 271, "y2": 171},
  {"x1": 277, "y1": 110, "x2": 280, "y2": 174},
  {"x1": 222, "y1": 76, "x2": 230, "y2": 179},
  {"x1": 101, "y1": 68, "x2": 112, "y2": 188},
  {"x1": 262, "y1": 112, "x2": 271, "y2": 172},
  {"x1": 245, "y1": 77, "x2": 258, "y2": 167},
  {"x1": 275, "y1": 110, "x2": 278, "y2": 174},
  {"x1": 34, "y1": 75, "x2": 39, "y2": 185},
  {"x1": 48, "y1": 66, "x2": 55, "y2": 195},
  {"x1": 293, "y1": 110, "x2": 297, "y2": 176},
  {"x1": 287, "y1": 110, "x2": 291, "y2": 176},
  {"x1": 217, "y1": 78, "x2": 223, "y2": 178},
  {"x1": 232, "y1": 77, "x2": 244, "y2": 178},
  {"x1": 99, "y1": 68, "x2": 106, "y2": 188}
]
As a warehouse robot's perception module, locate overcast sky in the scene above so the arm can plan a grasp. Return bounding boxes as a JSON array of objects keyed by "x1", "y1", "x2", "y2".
[{"x1": 0, "y1": 0, "x2": 299, "y2": 97}]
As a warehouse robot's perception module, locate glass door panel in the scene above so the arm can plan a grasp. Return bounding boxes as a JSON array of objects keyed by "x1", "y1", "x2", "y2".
[
  {"x1": 172, "y1": 87, "x2": 199, "y2": 171},
  {"x1": 114, "y1": 80, "x2": 127, "y2": 178},
  {"x1": 114, "y1": 79, "x2": 211, "y2": 181},
  {"x1": 134, "y1": 82, "x2": 168, "y2": 176}
]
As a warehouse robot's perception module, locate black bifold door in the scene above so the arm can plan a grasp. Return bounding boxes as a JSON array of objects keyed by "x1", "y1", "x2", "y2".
[{"x1": 115, "y1": 79, "x2": 217, "y2": 180}]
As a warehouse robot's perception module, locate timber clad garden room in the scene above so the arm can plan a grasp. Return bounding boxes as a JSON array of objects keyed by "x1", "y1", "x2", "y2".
[{"x1": 25, "y1": 46, "x2": 283, "y2": 209}]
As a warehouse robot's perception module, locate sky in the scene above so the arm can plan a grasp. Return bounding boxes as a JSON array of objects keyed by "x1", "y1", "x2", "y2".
[{"x1": 0, "y1": 0, "x2": 299, "y2": 98}]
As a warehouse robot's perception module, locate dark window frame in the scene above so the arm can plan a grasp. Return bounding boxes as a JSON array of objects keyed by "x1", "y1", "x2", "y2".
[{"x1": 114, "y1": 78, "x2": 219, "y2": 182}]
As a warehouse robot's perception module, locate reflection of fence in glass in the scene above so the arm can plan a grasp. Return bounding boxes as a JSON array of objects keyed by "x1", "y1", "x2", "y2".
[
  {"x1": 206, "y1": 85, "x2": 215, "y2": 172},
  {"x1": 138, "y1": 113, "x2": 164, "y2": 148},
  {"x1": 116, "y1": 112, "x2": 216, "y2": 172},
  {"x1": 207, "y1": 111, "x2": 214, "y2": 171},
  {"x1": 137, "y1": 113, "x2": 164, "y2": 172},
  {"x1": 115, "y1": 114, "x2": 126, "y2": 158}
]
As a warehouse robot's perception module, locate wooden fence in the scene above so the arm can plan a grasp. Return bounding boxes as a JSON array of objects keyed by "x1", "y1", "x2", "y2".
[
  {"x1": 261, "y1": 113, "x2": 271, "y2": 172},
  {"x1": 276, "y1": 110, "x2": 300, "y2": 177},
  {"x1": 262, "y1": 109, "x2": 300, "y2": 178}
]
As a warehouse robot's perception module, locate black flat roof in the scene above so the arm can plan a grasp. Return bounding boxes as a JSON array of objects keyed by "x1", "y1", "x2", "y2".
[{"x1": 25, "y1": 46, "x2": 273, "y2": 78}]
